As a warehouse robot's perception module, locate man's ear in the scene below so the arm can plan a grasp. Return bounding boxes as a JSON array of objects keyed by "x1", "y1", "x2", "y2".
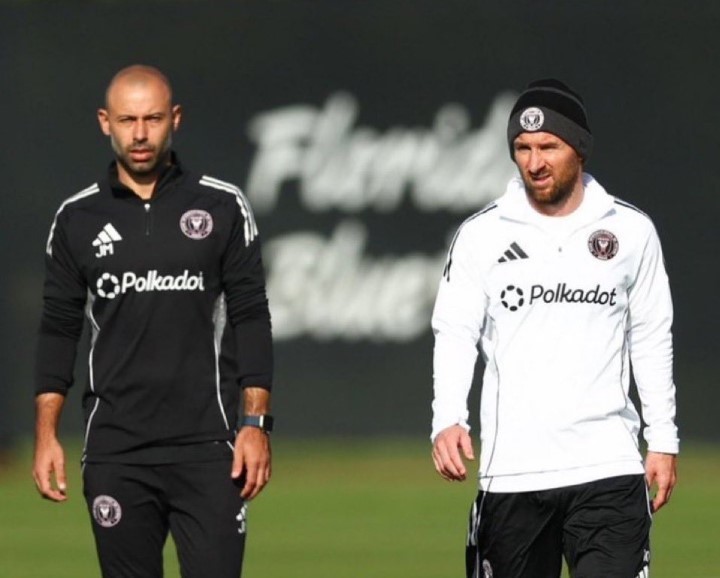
[
  {"x1": 97, "y1": 108, "x2": 111, "y2": 136},
  {"x1": 171, "y1": 104, "x2": 182, "y2": 131}
]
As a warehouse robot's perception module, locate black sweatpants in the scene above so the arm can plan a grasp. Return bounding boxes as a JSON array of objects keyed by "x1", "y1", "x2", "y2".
[
  {"x1": 83, "y1": 460, "x2": 247, "y2": 578},
  {"x1": 466, "y1": 474, "x2": 652, "y2": 578}
]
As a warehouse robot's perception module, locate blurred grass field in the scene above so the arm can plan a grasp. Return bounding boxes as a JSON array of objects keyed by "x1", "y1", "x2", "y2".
[{"x1": 1, "y1": 439, "x2": 719, "y2": 577}]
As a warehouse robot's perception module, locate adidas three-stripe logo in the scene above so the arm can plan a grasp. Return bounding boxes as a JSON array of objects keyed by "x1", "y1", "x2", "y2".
[
  {"x1": 498, "y1": 242, "x2": 528, "y2": 263},
  {"x1": 93, "y1": 223, "x2": 123, "y2": 258}
]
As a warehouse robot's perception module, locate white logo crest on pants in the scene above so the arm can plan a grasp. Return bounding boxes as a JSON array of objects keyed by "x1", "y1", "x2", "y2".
[{"x1": 92, "y1": 495, "x2": 122, "y2": 528}]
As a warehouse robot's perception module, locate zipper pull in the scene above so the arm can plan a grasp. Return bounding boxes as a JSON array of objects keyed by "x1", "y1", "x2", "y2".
[{"x1": 144, "y1": 203, "x2": 151, "y2": 235}]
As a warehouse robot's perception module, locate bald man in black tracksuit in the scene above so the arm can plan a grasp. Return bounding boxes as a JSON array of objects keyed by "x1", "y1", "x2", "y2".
[{"x1": 33, "y1": 65, "x2": 273, "y2": 578}]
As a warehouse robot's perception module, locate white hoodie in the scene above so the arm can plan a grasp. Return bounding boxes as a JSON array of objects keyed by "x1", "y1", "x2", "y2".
[{"x1": 431, "y1": 174, "x2": 679, "y2": 492}]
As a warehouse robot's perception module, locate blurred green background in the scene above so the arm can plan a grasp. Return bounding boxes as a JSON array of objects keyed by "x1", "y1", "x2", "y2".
[{"x1": 2, "y1": 439, "x2": 719, "y2": 577}]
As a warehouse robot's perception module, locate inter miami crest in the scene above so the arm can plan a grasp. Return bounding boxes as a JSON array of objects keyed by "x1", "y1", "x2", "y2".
[
  {"x1": 588, "y1": 230, "x2": 619, "y2": 261},
  {"x1": 92, "y1": 495, "x2": 122, "y2": 528},
  {"x1": 519, "y1": 107, "x2": 544, "y2": 131},
  {"x1": 180, "y1": 209, "x2": 213, "y2": 240}
]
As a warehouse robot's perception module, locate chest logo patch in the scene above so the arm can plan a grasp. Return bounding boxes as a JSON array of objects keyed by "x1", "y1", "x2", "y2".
[
  {"x1": 588, "y1": 229, "x2": 619, "y2": 260},
  {"x1": 501, "y1": 285, "x2": 525, "y2": 311},
  {"x1": 180, "y1": 210, "x2": 213, "y2": 240}
]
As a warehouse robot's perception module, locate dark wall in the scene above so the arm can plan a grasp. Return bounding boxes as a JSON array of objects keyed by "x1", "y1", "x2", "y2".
[{"x1": 2, "y1": 0, "x2": 718, "y2": 445}]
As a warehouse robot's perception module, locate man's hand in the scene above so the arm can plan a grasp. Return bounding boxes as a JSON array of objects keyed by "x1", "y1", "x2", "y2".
[
  {"x1": 231, "y1": 426, "x2": 271, "y2": 500},
  {"x1": 33, "y1": 392, "x2": 67, "y2": 502},
  {"x1": 645, "y1": 451, "x2": 677, "y2": 512},
  {"x1": 33, "y1": 435, "x2": 67, "y2": 502},
  {"x1": 432, "y1": 424, "x2": 475, "y2": 481}
]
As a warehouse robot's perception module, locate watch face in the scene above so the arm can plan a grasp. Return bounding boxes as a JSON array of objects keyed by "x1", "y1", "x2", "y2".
[{"x1": 260, "y1": 415, "x2": 274, "y2": 432}]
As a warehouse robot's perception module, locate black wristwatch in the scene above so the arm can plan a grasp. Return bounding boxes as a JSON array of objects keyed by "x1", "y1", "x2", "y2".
[{"x1": 239, "y1": 414, "x2": 274, "y2": 433}]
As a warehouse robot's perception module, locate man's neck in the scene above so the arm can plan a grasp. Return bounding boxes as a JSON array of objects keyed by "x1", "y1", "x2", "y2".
[
  {"x1": 116, "y1": 159, "x2": 171, "y2": 200},
  {"x1": 118, "y1": 172, "x2": 156, "y2": 200},
  {"x1": 529, "y1": 179, "x2": 585, "y2": 217}
]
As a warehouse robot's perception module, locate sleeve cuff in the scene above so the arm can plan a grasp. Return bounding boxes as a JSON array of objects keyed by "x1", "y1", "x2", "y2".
[{"x1": 430, "y1": 419, "x2": 470, "y2": 443}]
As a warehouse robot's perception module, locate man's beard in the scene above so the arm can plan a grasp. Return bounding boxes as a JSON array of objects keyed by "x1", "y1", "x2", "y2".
[
  {"x1": 521, "y1": 163, "x2": 580, "y2": 208},
  {"x1": 523, "y1": 176, "x2": 574, "y2": 207},
  {"x1": 112, "y1": 134, "x2": 172, "y2": 178}
]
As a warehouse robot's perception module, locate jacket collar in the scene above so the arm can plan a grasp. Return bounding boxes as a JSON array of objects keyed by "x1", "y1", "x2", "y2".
[
  {"x1": 107, "y1": 151, "x2": 184, "y2": 198},
  {"x1": 496, "y1": 172, "x2": 615, "y2": 227}
]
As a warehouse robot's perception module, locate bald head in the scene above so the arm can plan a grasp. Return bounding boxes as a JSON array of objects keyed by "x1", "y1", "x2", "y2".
[{"x1": 105, "y1": 65, "x2": 173, "y2": 110}]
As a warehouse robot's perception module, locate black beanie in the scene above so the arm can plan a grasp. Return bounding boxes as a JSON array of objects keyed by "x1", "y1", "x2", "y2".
[{"x1": 507, "y1": 78, "x2": 593, "y2": 161}]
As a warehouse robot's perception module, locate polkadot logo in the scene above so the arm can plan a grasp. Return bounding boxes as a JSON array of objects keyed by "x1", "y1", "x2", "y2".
[
  {"x1": 501, "y1": 285, "x2": 525, "y2": 311},
  {"x1": 96, "y1": 272, "x2": 120, "y2": 299}
]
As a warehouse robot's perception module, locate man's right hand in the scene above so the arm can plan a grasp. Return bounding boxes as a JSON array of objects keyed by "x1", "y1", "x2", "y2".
[
  {"x1": 33, "y1": 436, "x2": 68, "y2": 502},
  {"x1": 33, "y1": 392, "x2": 68, "y2": 502},
  {"x1": 432, "y1": 424, "x2": 475, "y2": 481}
]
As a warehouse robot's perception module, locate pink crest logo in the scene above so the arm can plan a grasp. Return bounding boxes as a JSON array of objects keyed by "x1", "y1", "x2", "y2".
[
  {"x1": 588, "y1": 230, "x2": 619, "y2": 260},
  {"x1": 180, "y1": 210, "x2": 213, "y2": 240}
]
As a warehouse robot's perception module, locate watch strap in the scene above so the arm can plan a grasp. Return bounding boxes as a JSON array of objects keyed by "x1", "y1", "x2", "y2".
[{"x1": 239, "y1": 414, "x2": 274, "y2": 433}]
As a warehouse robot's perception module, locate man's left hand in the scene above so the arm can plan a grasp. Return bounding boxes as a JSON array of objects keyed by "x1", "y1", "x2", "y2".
[
  {"x1": 645, "y1": 451, "x2": 677, "y2": 512},
  {"x1": 232, "y1": 427, "x2": 271, "y2": 500}
]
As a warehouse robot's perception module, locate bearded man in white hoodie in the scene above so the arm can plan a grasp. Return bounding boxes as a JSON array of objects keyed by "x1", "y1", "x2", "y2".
[{"x1": 430, "y1": 78, "x2": 678, "y2": 578}]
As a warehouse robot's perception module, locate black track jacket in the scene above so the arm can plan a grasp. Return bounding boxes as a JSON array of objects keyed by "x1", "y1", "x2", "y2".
[{"x1": 36, "y1": 156, "x2": 273, "y2": 464}]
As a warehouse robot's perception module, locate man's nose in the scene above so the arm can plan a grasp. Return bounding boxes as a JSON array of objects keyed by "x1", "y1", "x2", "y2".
[
  {"x1": 527, "y1": 149, "x2": 545, "y2": 172},
  {"x1": 133, "y1": 120, "x2": 148, "y2": 142}
]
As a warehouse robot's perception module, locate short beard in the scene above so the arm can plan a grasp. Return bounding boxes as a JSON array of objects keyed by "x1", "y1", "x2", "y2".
[
  {"x1": 523, "y1": 176, "x2": 575, "y2": 207},
  {"x1": 521, "y1": 157, "x2": 582, "y2": 211},
  {"x1": 111, "y1": 134, "x2": 172, "y2": 179}
]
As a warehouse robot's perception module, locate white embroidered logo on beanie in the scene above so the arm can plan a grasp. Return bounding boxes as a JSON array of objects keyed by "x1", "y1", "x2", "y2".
[{"x1": 519, "y1": 107, "x2": 544, "y2": 131}]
